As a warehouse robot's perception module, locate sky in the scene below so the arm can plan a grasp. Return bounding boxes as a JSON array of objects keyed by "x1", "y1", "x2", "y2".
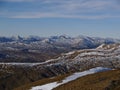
[{"x1": 0, "y1": 0, "x2": 120, "y2": 38}]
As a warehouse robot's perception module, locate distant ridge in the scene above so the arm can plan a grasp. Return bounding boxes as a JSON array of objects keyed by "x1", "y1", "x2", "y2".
[{"x1": 0, "y1": 35, "x2": 120, "y2": 62}]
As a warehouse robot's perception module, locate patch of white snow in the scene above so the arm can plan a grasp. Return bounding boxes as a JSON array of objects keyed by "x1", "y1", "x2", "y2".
[{"x1": 30, "y1": 67, "x2": 111, "y2": 90}]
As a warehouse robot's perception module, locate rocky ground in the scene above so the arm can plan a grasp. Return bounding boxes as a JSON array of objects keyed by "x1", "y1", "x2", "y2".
[{"x1": 0, "y1": 43, "x2": 120, "y2": 90}]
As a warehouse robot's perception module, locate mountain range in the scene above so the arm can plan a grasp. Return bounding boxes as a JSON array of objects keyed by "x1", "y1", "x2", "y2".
[
  {"x1": 0, "y1": 35, "x2": 120, "y2": 62},
  {"x1": 0, "y1": 35, "x2": 120, "y2": 90}
]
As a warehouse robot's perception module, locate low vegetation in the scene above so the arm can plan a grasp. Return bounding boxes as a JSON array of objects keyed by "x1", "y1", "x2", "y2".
[
  {"x1": 53, "y1": 69, "x2": 120, "y2": 90},
  {"x1": 14, "y1": 69, "x2": 120, "y2": 90},
  {"x1": 14, "y1": 74, "x2": 71, "y2": 90}
]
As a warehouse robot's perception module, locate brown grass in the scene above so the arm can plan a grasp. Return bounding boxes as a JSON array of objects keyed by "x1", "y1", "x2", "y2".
[
  {"x1": 15, "y1": 70, "x2": 120, "y2": 90},
  {"x1": 14, "y1": 73, "x2": 71, "y2": 90},
  {"x1": 53, "y1": 70, "x2": 120, "y2": 90}
]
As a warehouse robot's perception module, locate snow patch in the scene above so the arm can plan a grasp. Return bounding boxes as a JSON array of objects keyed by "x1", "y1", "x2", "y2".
[
  {"x1": 0, "y1": 58, "x2": 59, "y2": 67},
  {"x1": 80, "y1": 52, "x2": 104, "y2": 56},
  {"x1": 97, "y1": 44, "x2": 105, "y2": 49},
  {"x1": 30, "y1": 67, "x2": 111, "y2": 90}
]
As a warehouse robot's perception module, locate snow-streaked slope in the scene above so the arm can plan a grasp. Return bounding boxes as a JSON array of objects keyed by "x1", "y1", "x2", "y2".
[
  {"x1": 0, "y1": 58, "x2": 60, "y2": 67},
  {"x1": 1, "y1": 43, "x2": 120, "y2": 68},
  {"x1": 0, "y1": 35, "x2": 120, "y2": 63},
  {"x1": 30, "y1": 67, "x2": 111, "y2": 90},
  {"x1": 0, "y1": 35, "x2": 119, "y2": 52}
]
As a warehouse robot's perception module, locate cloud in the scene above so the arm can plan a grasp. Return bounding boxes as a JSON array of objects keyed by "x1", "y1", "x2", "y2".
[
  {"x1": 2, "y1": 12, "x2": 119, "y2": 19},
  {"x1": 0, "y1": 0, "x2": 34, "y2": 2},
  {"x1": 0, "y1": 0, "x2": 120, "y2": 19}
]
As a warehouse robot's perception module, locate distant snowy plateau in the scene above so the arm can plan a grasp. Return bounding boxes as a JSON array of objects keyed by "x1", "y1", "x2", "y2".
[{"x1": 0, "y1": 35, "x2": 120, "y2": 52}]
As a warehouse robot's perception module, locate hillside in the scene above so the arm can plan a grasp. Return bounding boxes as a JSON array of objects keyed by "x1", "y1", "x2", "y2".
[
  {"x1": 15, "y1": 69, "x2": 120, "y2": 90},
  {"x1": 0, "y1": 43, "x2": 120, "y2": 90},
  {"x1": 0, "y1": 35, "x2": 120, "y2": 62},
  {"x1": 53, "y1": 69, "x2": 120, "y2": 90}
]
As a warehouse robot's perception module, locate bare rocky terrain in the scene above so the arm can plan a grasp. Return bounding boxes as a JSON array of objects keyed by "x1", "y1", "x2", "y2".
[
  {"x1": 0, "y1": 35, "x2": 119, "y2": 62},
  {"x1": 0, "y1": 43, "x2": 120, "y2": 90},
  {"x1": 0, "y1": 36, "x2": 120, "y2": 90}
]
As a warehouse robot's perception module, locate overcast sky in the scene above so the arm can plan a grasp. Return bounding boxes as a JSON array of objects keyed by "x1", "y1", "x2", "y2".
[{"x1": 0, "y1": 0, "x2": 120, "y2": 38}]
